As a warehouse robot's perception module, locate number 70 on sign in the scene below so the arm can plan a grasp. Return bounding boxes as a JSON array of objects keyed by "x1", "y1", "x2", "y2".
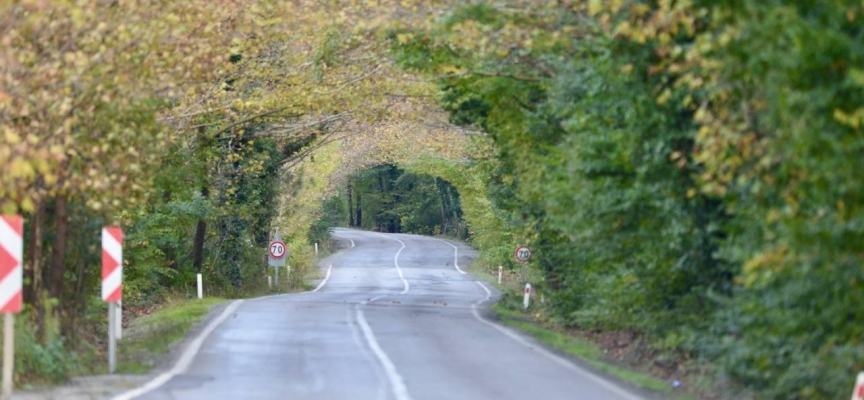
[{"x1": 515, "y1": 246, "x2": 531, "y2": 263}]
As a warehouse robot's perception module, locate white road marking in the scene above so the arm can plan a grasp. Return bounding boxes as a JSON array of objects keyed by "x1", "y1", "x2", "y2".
[
  {"x1": 311, "y1": 265, "x2": 333, "y2": 292},
  {"x1": 429, "y1": 237, "x2": 466, "y2": 274},
  {"x1": 470, "y1": 281, "x2": 644, "y2": 400},
  {"x1": 331, "y1": 232, "x2": 355, "y2": 248},
  {"x1": 115, "y1": 264, "x2": 335, "y2": 398},
  {"x1": 373, "y1": 233, "x2": 409, "y2": 295},
  {"x1": 111, "y1": 300, "x2": 245, "y2": 400},
  {"x1": 347, "y1": 308, "x2": 390, "y2": 400},
  {"x1": 355, "y1": 307, "x2": 413, "y2": 400},
  {"x1": 246, "y1": 264, "x2": 333, "y2": 302}
]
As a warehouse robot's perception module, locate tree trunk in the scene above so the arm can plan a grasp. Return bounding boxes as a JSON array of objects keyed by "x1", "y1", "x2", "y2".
[
  {"x1": 446, "y1": 186, "x2": 461, "y2": 237},
  {"x1": 435, "y1": 178, "x2": 447, "y2": 235},
  {"x1": 24, "y1": 201, "x2": 46, "y2": 342},
  {"x1": 356, "y1": 189, "x2": 362, "y2": 228},
  {"x1": 192, "y1": 186, "x2": 210, "y2": 273},
  {"x1": 347, "y1": 180, "x2": 354, "y2": 227},
  {"x1": 49, "y1": 194, "x2": 68, "y2": 300}
]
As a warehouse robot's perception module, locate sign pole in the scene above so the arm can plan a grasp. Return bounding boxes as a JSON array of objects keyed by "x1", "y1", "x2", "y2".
[
  {"x1": 2, "y1": 313, "x2": 13, "y2": 399},
  {"x1": 116, "y1": 300, "x2": 122, "y2": 340},
  {"x1": 521, "y1": 262, "x2": 527, "y2": 284},
  {"x1": 108, "y1": 302, "x2": 116, "y2": 374},
  {"x1": 275, "y1": 264, "x2": 279, "y2": 286}
]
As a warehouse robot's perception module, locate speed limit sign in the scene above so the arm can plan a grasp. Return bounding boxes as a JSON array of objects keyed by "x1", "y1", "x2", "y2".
[
  {"x1": 515, "y1": 246, "x2": 531, "y2": 263},
  {"x1": 268, "y1": 234, "x2": 288, "y2": 267},
  {"x1": 269, "y1": 241, "x2": 287, "y2": 259}
]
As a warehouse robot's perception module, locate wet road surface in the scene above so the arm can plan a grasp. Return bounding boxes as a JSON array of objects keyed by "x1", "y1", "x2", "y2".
[{"x1": 126, "y1": 228, "x2": 647, "y2": 400}]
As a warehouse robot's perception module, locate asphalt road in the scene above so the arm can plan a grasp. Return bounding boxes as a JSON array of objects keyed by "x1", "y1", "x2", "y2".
[{"x1": 124, "y1": 228, "x2": 648, "y2": 400}]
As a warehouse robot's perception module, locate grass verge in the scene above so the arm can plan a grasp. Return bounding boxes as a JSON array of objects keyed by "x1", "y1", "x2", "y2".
[
  {"x1": 492, "y1": 303, "x2": 699, "y2": 400},
  {"x1": 118, "y1": 297, "x2": 227, "y2": 374}
]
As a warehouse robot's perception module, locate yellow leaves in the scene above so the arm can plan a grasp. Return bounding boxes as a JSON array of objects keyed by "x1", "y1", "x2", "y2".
[
  {"x1": 3, "y1": 128, "x2": 21, "y2": 145},
  {"x1": 587, "y1": 0, "x2": 604, "y2": 17},
  {"x1": 741, "y1": 245, "x2": 790, "y2": 287},
  {"x1": 20, "y1": 198, "x2": 35, "y2": 213},
  {"x1": 656, "y1": 88, "x2": 672, "y2": 105},
  {"x1": 686, "y1": 188, "x2": 697, "y2": 198},
  {"x1": 440, "y1": 64, "x2": 464, "y2": 75},
  {"x1": 833, "y1": 108, "x2": 864, "y2": 129},
  {"x1": 396, "y1": 33, "x2": 414, "y2": 45},
  {"x1": 9, "y1": 158, "x2": 36, "y2": 179}
]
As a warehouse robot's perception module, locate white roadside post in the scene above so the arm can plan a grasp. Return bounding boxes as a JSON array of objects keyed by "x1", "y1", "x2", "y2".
[
  {"x1": 102, "y1": 227, "x2": 124, "y2": 374},
  {"x1": 314, "y1": 242, "x2": 318, "y2": 257},
  {"x1": 196, "y1": 274, "x2": 203, "y2": 299},
  {"x1": 523, "y1": 283, "x2": 531, "y2": 310},
  {"x1": 851, "y1": 371, "x2": 864, "y2": 400},
  {"x1": 0, "y1": 216, "x2": 23, "y2": 399},
  {"x1": 497, "y1": 266, "x2": 503, "y2": 285},
  {"x1": 268, "y1": 275, "x2": 272, "y2": 289}
]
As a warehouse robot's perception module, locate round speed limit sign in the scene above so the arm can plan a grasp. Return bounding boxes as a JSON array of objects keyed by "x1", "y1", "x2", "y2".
[
  {"x1": 269, "y1": 240, "x2": 287, "y2": 259},
  {"x1": 515, "y1": 246, "x2": 531, "y2": 263}
]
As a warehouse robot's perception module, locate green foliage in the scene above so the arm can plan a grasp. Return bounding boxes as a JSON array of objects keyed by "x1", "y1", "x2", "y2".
[
  {"x1": 346, "y1": 164, "x2": 467, "y2": 238},
  {"x1": 395, "y1": 1, "x2": 864, "y2": 398}
]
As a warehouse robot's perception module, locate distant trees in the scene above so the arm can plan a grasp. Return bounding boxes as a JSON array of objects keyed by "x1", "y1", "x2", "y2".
[{"x1": 344, "y1": 165, "x2": 466, "y2": 238}]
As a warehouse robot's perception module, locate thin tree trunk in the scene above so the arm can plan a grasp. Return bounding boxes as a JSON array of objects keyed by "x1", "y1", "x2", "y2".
[
  {"x1": 24, "y1": 201, "x2": 46, "y2": 342},
  {"x1": 192, "y1": 186, "x2": 209, "y2": 273},
  {"x1": 49, "y1": 194, "x2": 68, "y2": 300},
  {"x1": 435, "y1": 178, "x2": 447, "y2": 235},
  {"x1": 446, "y1": 186, "x2": 461, "y2": 237},
  {"x1": 347, "y1": 181, "x2": 354, "y2": 227},
  {"x1": 356, "y1": 189, "x2": 362, "y2": 228}
]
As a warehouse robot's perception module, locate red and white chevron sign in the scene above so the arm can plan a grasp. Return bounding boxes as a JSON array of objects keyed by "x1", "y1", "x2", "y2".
[
  {"x1": 0, "y1": 216, "x2": 23, "y2": 314},
  {"x1": 101, "y1": 227, "x2": 123, "y2": 303}
]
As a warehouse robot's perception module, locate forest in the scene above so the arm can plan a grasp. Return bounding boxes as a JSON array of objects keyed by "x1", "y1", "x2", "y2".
[{"x1": 1, "y1": 1, "x2": 863, "y2": 399}]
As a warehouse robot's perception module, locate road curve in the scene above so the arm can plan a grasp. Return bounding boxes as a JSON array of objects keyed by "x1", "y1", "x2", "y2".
[{"x1": 123, "y1": 228, "x2": 650, "y2": 400}]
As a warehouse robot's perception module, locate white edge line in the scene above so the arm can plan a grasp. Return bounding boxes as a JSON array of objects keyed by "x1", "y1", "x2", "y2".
[
  {"x1": 111, "y1": 300, "x2": 245, "y2": 400},
  {"x1": 114, "y1": 264, "x2": 332, "y2": 399},
  {"x1": 332, "y1": 232, "x2": 356, "y2": 248},
  {"x1": 470, "y1": 281, "x2": 644, "y2": 400},
  {"x1": 311, "y1": 265, "x2": 333, "y2": 292},
  {"x1": 355, "y1": 307, "x2": 413, "y2": 400},
  {"x1": 247, "y1": 264, "x2": 333, "y2": 302}
]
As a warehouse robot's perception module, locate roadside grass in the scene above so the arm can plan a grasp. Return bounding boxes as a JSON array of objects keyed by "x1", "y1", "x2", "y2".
[
  {"x1": 492, "y1": 304, "x2": 698, "y2": 397},
  {"x1": 117, "y1": 297, "x2": 227, "y2": 374},
  {"x1": 475, "y1": 265, "x2": 703, "y2": 400}
]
